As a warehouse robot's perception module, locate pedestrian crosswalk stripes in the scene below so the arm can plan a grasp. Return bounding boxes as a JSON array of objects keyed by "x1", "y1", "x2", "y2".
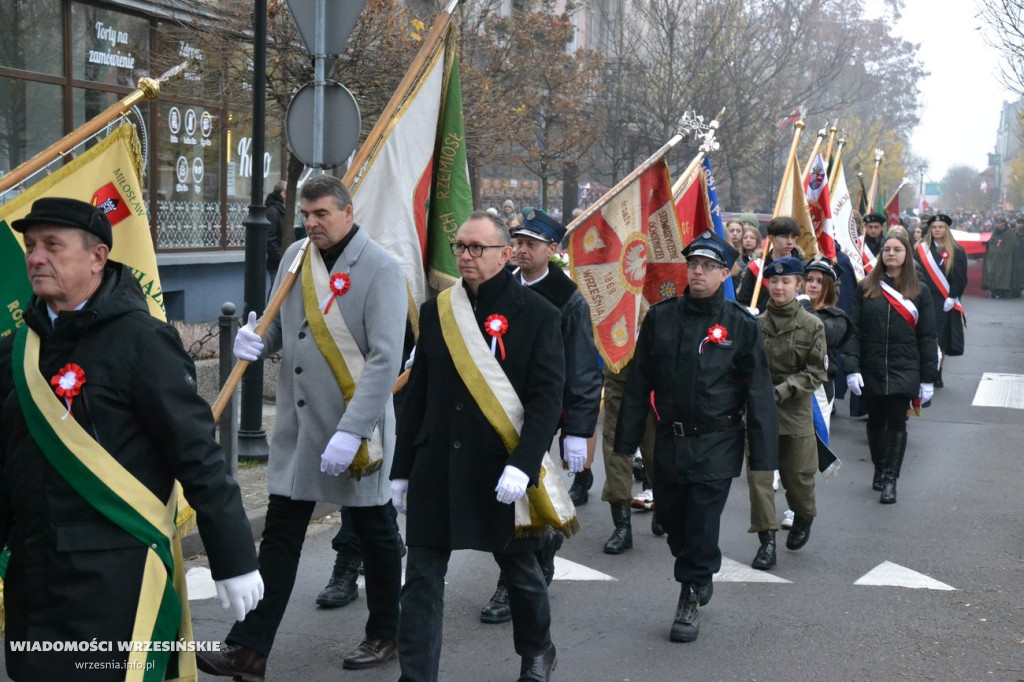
[{"x1": 972, "y1": 372, "x2": 1024, "y2": 409}]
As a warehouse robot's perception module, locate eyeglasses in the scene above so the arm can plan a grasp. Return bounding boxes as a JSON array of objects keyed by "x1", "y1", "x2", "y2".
[
  {"x1": 450, "y1": 243, "x2": 508, "y2": 257},
  {"x1": 688, "y1": 259, "x2": 725, "y2": 272}
]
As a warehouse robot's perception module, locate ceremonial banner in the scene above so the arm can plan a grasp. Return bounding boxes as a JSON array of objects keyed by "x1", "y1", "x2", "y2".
[
  {"x1": 0, "y1": 219, "x2": 29, "y2": 340},
  {"x1": 701, "y1": 157, "x2": 735, "y2": 300},
  {"x1": 350, "y1": 28, "x2": 447, "y2": 306},
  {"x1": 804, "y1": 153, "x2": 837, "y2": 259},
  {"x1": 570, "y1": 159, "x2": 682, "y2": 371},
  {"x1": 884, "y1": 190, "x2": 901, "y2": 228},
  {"x1": 425, "y1": 34, "x2": 473, "y2": 291},
  {"x1": 775, "y1": 150, "x2": 815, "y2": 256},
  {"x1": 0, "y1": 124, "x2": 165, "y2": 332},
  {"x1": 830, "y1": 162, "x2": 865, "y2": 281}
]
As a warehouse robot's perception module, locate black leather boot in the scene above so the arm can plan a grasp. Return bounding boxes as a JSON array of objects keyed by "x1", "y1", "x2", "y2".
[
  {"x1": 751, "y1": 530, "x2": 776, "y2": 570},
  {"x1": 568, "y1": 468, "x2": 593, "y2": 506},
  {"x1": 670, "y1": 584, "x2": 700, "y2": 642},
  {"x1": 880, "y1": 430, "x2": 907, "y2": 504},
  {"x1": 315, "y1": 553, "x2": 360, "y2": 608},
  {"x1": 651, "y1": 511, "x2": 666, "y2": 537},
  {"x1": 785, "y1": 515, "x2": 813, "y2": 550},
  {"x1": 603, "y1": 501, "x2": 633, "y2": 554},
  {"x1": 535, "y1": 529, "x2": 564, "y2": 585},
  {"x1": 480, "y1": 579, "x2": 512, "y2": 624},
  {"x1": 867, "y1": 425, "x2": 886, "y2": 491}
]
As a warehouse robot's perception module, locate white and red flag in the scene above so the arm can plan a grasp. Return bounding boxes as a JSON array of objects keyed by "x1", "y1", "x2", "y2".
[
  {"x1": 829, "y1": 161, "x2": 865, "y2": 281},
  {"x1": 569, "y1": 159, "x2": 684, "y2": 371},
  {"x1": 804, "y1": 153, "x2": 837, "y2": 259}
]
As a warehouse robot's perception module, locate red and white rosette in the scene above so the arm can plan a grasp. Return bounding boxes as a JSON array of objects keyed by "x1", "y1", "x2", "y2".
[
  {"x1": 321, "y1": 273, "x2": 351, "y2": 314},
  {"x1": 699, "y1": 324, "x2": 728, "y2": 355},
  {"x1": 485, "y1": 314, "x2": 508, "y2": 360},
  {"x1": 940, "y1": 250, "x2": 949, "y2": 267},
  {"x1": 51, "y1": 363, "x2": 86, "y2": 420}
]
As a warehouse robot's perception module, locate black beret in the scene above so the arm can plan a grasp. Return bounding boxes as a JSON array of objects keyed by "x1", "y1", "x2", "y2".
[
  {"x1": 766, "y1": 256, "x2": 804, "y2": 277},
  {"x1": 11, "y1": 197, "x2": 113, "y2": 248}
]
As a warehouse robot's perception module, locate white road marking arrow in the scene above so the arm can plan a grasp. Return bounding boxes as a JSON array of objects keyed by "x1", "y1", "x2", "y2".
[
  {"x1": 552, "y1": 556, "x2": 617, "y2": 581},
  {"x1": 854, "y1": 561, "x2": 956, "y2": 590},
  {"x1": 714, "y1": 557, "x2": 792, "y2": 583},
  {"x1": 973, "y1": 372, "x2": 1024, "y2": 409}
]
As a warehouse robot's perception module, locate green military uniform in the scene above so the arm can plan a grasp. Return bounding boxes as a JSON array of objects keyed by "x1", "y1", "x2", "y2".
[
  {"x1": 601, "y1": 363, "x2": 656, "y2": 503},
  {"x1": 748, "y1": 297, "x2": 827, "y2": 531}
]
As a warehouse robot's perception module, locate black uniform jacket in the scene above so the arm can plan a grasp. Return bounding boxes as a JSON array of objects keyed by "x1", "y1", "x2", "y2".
[
  {"x1": 914, "y1": 241, "x2": 967, "y2": 352},
  {"x1": 392, "y1": 269, "x2": 565, "y2": 553},
  {"x1": 0, "y1": 263, "x2": 257, "y2": 680},
  {"x1": 812, "y1": 305, "x2": 854, "y2": 402},
  {"x1": 525, "y1": 263, "x2": 602, "y2": 438},
  {"x1": 614, "y1": 287, "x2": 778, "y2": 483},
  {"x1": 842, "y1": 276, "x2": 939, "y2": 397}
]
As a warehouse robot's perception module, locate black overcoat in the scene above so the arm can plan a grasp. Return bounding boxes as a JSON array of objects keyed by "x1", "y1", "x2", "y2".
[
  {"x1": 392, "y1": 269, "x2": 565, "y2": 553},
  {"x1": 0, "y1": 263, "x2": 257, "y2": 680},
  {"x1": 614, "y1": 287, "x2": 778, "y2": 483},
  {"x1": 914, "y1": 241, "x2": 967, "y2": 355}
]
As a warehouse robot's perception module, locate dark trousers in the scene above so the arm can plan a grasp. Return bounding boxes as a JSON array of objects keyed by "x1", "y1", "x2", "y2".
[
  {"x1": 653, "y1": 478, "x2": 733, "y2": 586},
  {"x1": 227, "y1": 494, "x2": 402, "y2": 657},
  {"x1": 865, "y1": 392, "x2": 914, "y2": 432},
  {"x1": 398, "y1": 547, "x2": 551, "y2": 682},
  {"x1": 331, "y1": 503, "x2": 400, "y2": 557}
]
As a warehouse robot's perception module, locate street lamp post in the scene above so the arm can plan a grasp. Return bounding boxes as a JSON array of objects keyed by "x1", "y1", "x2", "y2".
[{"x1": 238, "y1": 0, "x2": 270, "y2": 460}]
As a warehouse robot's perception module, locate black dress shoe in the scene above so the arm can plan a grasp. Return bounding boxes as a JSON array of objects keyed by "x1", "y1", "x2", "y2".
[
  {"x1": 568, "y1": 468, "x2": 593, "y2": 506},
  {"x1": 518, "y1": 644, "x2": 557, "y2": 681},
  {"x1": 195, "y1": 643, "x2": 266, "y2": 682},
  {"x1": 651, "y1": 513, "x2": 666, "y2": 537},
  {"x1": 785, "y1": 515, "x2": 813, "y2": 550},
  {"x1": 480, "y1": 584, "x2": 512, "y2": 624},
  {"x1": 342, "y1": 638, "x2": 397, "y2": 670}
]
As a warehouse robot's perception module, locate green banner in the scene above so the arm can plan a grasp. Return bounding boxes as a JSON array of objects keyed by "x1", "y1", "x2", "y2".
[
  {"x1": 426, "y1": 38, "x2": 473, "y2": 291},
  {"x1": 1, "y1": 220, "x2": 30, "y2": 341}
]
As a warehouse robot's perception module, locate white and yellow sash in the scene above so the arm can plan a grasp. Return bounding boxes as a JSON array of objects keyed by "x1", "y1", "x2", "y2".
[
  {"x1": 436, "y1": 282, "x2": 578, "y2": 538},
  {"x1": 300, "y1": 243, "x2": 384, "y2": 479}
]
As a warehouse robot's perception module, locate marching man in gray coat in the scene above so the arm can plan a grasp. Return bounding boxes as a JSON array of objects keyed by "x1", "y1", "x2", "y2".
[{"x1": 198, "y1": 175, "x2": 407, "y2": 680}]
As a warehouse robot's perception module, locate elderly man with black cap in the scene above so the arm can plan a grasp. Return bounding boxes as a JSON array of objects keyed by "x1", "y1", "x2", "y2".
[
  {"x1": 614, "y1": 229, "x2": 778, "y2": 643},
  {"x1": 476, "y1": 208, "x2": 603, "y2": 626},
  {"x1": 0, "y1": 198, "x2": 261, "y2": 680}
]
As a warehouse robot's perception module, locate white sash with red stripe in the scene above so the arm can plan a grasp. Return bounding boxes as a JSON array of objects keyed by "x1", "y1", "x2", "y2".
[
  {"x1": 861, "y1": 237, "x2": 876, "y2": 273},
  {"x1": 747, "y1": 258, "x2": 760, "y2": 279},
  {"x1": 881, "y1": 281, "x2": 918, "y2": 330},
  {"x1": 916, "y1": 243, "x2": 966, "y2": 322}
]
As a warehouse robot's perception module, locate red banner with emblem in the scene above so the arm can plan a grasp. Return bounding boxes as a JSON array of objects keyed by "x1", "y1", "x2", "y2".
[{"x1": 569, "y1": 159, "x2": 684, "y2": 372}]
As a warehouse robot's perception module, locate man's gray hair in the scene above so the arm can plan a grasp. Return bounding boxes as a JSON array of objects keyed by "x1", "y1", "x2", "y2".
[
  {"x1": 300, "y1": 175, "x2": 352, "y2": 211},
  {"x1": 466, "y1": 210, "x2": 510, "y2": 246}
]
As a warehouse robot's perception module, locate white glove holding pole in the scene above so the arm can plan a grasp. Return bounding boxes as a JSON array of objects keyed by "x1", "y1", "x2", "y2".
[
  {"x1": 319, "y1": 430, "x2": 362, "y2": 476},
  {"x1": 920, "y1": 382, "x2": 934, "y2": 404},
  {"x1": 404, "y1": 345, "x2": 416, "y2": 371},
  {"x1": 390, "y1": 479, "x2": 409, "y2": 514},
  {"x1": 215, "y1": 570, "x2": 264, "y2": 622},
  {"x1": 943, "y1": 297, "x2": 955, "y2": 312},
  {"x1": 495, "y1": 465, "x2": 530, "y2": 504},
  {"x1": 747, "y1": 306, "x2": 760, "y2": 317},
  {"x1": 563, "y1": 435, "x2": 588, "y2": 473},
  {"x1": 846, "y1": 373, "x2": 864, "y2": 396},
  {"x1": 233, "y1": 311, "x2": 264, "y2": 362}
]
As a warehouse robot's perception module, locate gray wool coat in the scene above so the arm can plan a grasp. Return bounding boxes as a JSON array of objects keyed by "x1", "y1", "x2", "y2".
[{"x1": 263, "y1": 227, "x2": 406, "y2": 506}]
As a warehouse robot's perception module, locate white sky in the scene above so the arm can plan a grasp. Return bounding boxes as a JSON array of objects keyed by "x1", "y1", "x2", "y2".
[{"x1": 871, "y1": 0, "x2": 1019, "y2": 182}]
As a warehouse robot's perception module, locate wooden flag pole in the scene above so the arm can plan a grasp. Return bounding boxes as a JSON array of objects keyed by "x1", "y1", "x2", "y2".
[
  {"x1": 823, "y1": 122, "x2": 838, "y2": 169},
  {"x1": 211, "y1": 239, "x2": 311, "y2": 421},
  {"x1": 801, "y1": 123, "x2": 829, "y2": 181},
  {"x1": 561, "y1": 133, "x2": 685, "y2": 245},
  {"x1": 0, "y1": 63, "x2": 188, "y2": 195},
  {"x1": 343, "y1": 0, "x2": 459, "y2": 188},
  {"x1": 866, "y1": 149, "x2": 884, "y2": 210},
  {"x1": 828, "y1": 136, "x2": 846, "y2": 195},
  {"x1": 772, "y1": 119, "x2": 806, "y2": 217},
  {"x1": 748, "y1": 237, "x2": 773, "y2": 310}
]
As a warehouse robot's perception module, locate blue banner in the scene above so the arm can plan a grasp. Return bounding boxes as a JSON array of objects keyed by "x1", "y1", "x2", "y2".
[{"x1": 701, "y1": 157, "x2": 735, "y2": 300}]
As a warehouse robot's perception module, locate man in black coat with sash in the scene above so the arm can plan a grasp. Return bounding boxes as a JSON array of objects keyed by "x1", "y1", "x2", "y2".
[
  {"x1": 614, "y1": 230, "x2": 778, "y2": 644},
  {"x1": 391, "y1": 211, "x2": 569, "y2": 681}
]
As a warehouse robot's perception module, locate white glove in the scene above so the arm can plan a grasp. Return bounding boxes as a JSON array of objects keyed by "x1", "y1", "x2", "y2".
[
  {"x1": 920, "y1": 382, "x2": 934, "y2": 404},
  {"x1": 747, "y1": 306, "x2": 760, "y2": 316},
  {"x1": 495, "y1": 465, "x2": 530, "y2": 504},
  {"x1": 846, "y1": 373, "x2": 864, "y2": 396},
  {"x1": 320, "y1": 430, "x2": 362, "y2": 476},
  {"x1": 563, "y1": 435, "x2": 587, "y2": 473},
  {"x1": 233, "y1": 311, "x2": 264, "y2": 362},
  {"x1": 943, "y1": 297, "x2": 955, "y2": 312},
  {"x1": 215, "y1": 569, "x2": 264, "y2": 622},
  {"x1": 390, "y1": 479, "x2": 409, "y2": 514},
  {"x1": 404, "y1": 345, "x2": 416, "y2": 371}
]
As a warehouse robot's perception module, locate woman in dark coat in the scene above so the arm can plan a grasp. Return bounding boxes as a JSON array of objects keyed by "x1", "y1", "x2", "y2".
[
  {"x1": 913, "y1": 213, "x2": 967, "y2": 387},
  {"x1": 843, "y1": 231, "x2": 938, "y2": 505}
]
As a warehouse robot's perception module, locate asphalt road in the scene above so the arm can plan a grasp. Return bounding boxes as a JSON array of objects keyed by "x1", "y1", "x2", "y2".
[{"x1": 183, "y1": 286, "x2": 1024, "y2": 682}]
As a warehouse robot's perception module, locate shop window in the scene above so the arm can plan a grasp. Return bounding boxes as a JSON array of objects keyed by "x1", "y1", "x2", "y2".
[
  {"x1": 0, "y1": 77, "x2": 63, "y2": 176},
  {"x1": 71, "y1": 2, "x2": 149, "y2": 88},
  {"x1": 0, "y1": 0, "x2": 64, "y2": 76}
]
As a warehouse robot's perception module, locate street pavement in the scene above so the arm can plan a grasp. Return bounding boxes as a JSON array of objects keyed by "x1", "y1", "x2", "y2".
[{"x1": 5, "y1": 264, "x2": 1023, "y2": 681}]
